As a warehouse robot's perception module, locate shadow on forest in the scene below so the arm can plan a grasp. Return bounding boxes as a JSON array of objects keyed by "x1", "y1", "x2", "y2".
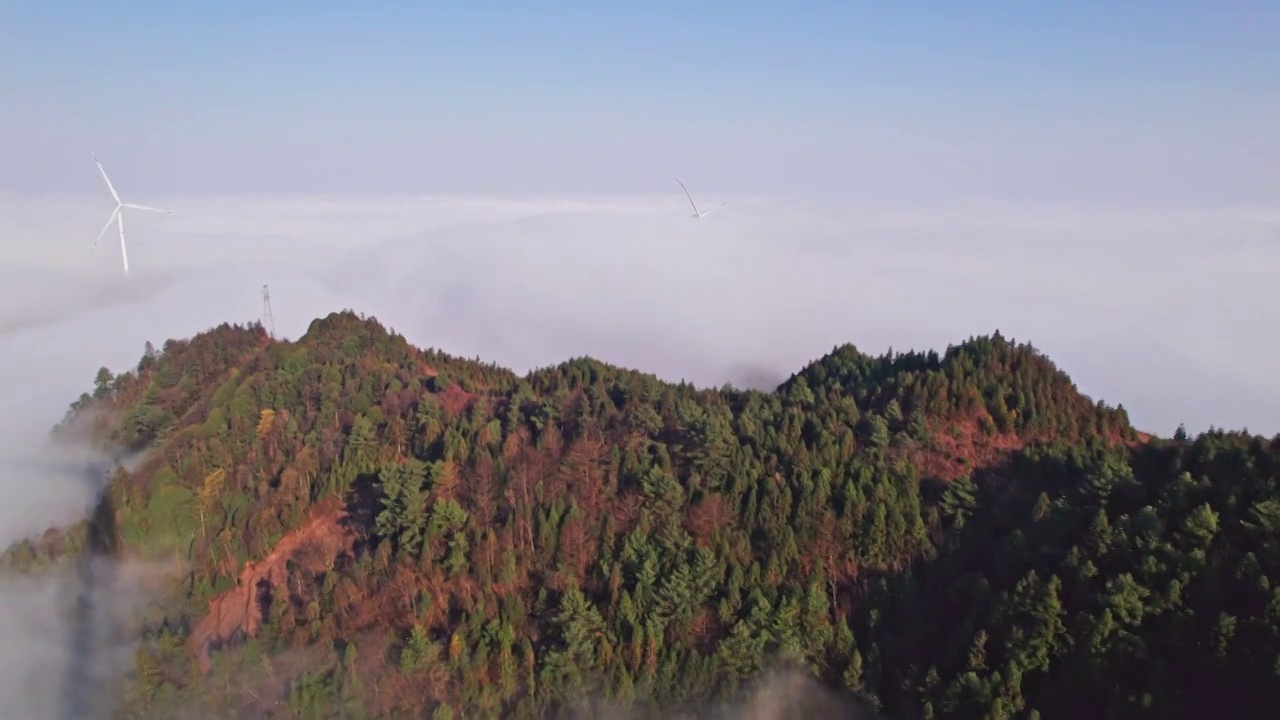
[
  {"x1": 340, "y1": 472, "x2": 382, "y2": 554},
  {"x1": 866, "y1": 436, "x2": 1280, "y2": 719},
  {"x1": 848, "y1": 446, "x2": 1113, "y2": 718}
]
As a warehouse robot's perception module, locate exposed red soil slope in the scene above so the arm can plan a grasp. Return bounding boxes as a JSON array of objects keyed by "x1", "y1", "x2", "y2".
[
  {"x1": 188, "y1": 502, "x2": 356, "y2": 673},
  {"x1": 912, "y1": 417, "x2": 1030, "y2": 481},
  {"x1": 440, "y1": 383, "x2": 479, "y2": 417},
  {"x1": 913, "y1": 416, "x2": 1145, "y2": 482}
]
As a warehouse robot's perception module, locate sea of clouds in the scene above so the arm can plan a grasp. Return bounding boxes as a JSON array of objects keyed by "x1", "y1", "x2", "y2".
[{"x1": 1, "y1": 190, "x2": 1278, "y2": 548}]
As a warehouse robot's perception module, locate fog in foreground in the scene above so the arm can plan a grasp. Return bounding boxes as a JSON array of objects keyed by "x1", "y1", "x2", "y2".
[{"x1": 0, "y1": 555, "x2": 171, "y2": 719}]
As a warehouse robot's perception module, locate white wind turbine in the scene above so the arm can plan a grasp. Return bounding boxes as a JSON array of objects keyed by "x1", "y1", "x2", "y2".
[
  {"x1": 92, "y1": 153, "x2": 170, "y2": 275},
  {"x1": 676, "y1": 178, "x2": 732, "y2": 219}
]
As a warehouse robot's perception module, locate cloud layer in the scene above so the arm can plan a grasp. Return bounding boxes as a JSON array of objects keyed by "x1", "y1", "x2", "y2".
[{"x1": 1, "y1": 191, "x2": 1278, "y2": 549}]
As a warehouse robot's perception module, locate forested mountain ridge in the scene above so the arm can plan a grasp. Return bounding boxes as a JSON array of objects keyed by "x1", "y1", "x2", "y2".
[
  {"x1": 778, "y1": 337, "x2": 1137, "y2": 482},
  {"x1": 4, "y1": 310, "x2": 1278, "y2": 719}
]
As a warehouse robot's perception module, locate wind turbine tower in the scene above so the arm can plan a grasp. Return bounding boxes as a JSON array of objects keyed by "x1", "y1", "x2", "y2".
[{"x1": 92, "y1": 154, "x2": 170, "y2": 275}]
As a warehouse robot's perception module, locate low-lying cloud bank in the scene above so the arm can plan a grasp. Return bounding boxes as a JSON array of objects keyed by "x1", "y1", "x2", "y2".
[{"x1": 1, "y1": 192, "x2": 1277, "y2": 543}]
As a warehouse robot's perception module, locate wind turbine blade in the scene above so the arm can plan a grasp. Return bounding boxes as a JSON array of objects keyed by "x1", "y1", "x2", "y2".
[
  {"x1": 94, "y1": 207, "x2": 121, "y2": 245},
  {"x1": 92, "y1": 154, "x2": 121, "y2": 204},
  {"x1": 122, "y1": 203, "x2": 170, "y2": 214},
  {"x1": 118, "y1": 212, "x2": 129, "y2": 275},
  {"x1": 676, "y1": 178, "x2": 700, "y2": 216},
  {"x1": 700, "y1": 199, "x2": 733, "y2": 218}
]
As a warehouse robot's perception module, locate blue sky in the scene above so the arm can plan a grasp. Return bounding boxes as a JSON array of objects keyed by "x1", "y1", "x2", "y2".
[{"x1": 3, "y1": 2, "x2": 1277, "y2": 202}]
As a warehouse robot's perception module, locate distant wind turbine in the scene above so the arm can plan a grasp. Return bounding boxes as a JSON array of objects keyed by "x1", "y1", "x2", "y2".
[
  {"x1": 92, "y1": 153, "x2": 170, "y2": 275},
  {"x1": 676, "y1": 178, "x2": 732, "y2": 219}
]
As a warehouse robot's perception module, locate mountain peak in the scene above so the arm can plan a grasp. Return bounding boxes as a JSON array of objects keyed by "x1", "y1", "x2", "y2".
[{"x1": 783, "y1": 332, "x2": 1134, "y2": 480}]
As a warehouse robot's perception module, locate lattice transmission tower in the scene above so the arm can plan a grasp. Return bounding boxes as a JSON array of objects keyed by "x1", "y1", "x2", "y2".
[{"x1": 262, "y1": 284, "x2": 275, "y2": 339}]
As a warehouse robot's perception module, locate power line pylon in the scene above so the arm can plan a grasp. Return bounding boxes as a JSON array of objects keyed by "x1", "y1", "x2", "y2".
[{"x1": 262, "y1": 284, "x2": 275, "y2": 339}]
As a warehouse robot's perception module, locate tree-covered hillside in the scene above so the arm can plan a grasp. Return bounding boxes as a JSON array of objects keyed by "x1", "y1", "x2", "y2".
[{"x1": 5, "y1": 311, "x2": 1278, "y2": 719}]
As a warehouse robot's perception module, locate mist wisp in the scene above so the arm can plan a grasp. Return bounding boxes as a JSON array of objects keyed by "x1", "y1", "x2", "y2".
[
  {"x1": 59, "y1": 459, "x2": 122, "y2": 720},
  {"x1": 552, "y1": 667, "x2": 880, "y2": 720},
  {"x1": 0, "y1": 452, "x2": 162, "y2": 720}
]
